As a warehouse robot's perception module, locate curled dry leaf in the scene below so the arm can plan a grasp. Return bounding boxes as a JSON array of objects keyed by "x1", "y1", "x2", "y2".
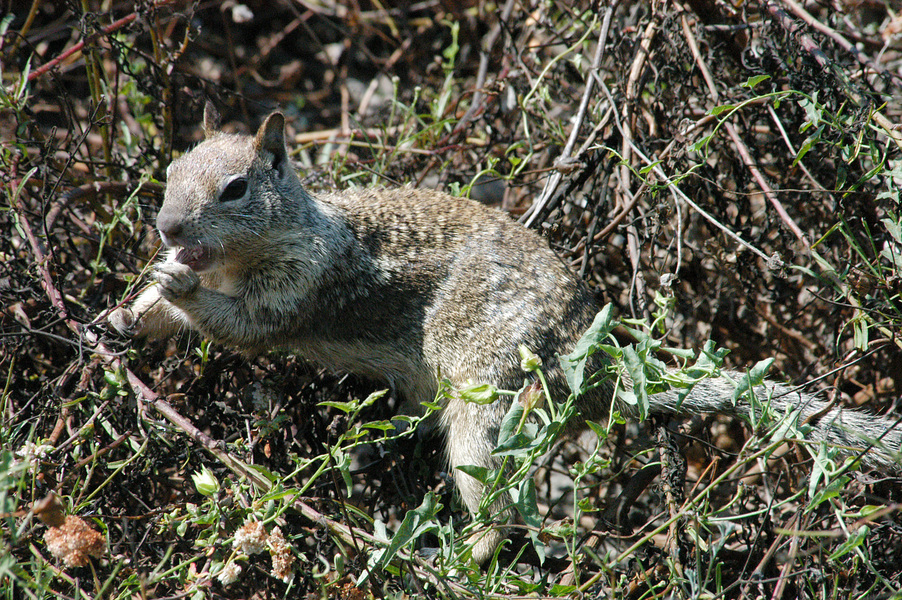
[{"x1": 33, "y1": 493, "x2": 66, "y2": 527}]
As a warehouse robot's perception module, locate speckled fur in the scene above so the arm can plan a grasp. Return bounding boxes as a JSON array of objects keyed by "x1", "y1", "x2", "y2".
[{"x1": 109, "y1": 105, "x2": 902, "y2": 564}]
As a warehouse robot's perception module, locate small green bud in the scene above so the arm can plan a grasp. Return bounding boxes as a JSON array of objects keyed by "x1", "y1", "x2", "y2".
[
  {"x1": 459, "y1": 381, "x2": 499, "y2": 405},
  {"x1": 191, "y1": 467, "x2": 220, "y2": 497},
  {"x1": 519, "y1": 344, "x2": 542, "y2": 372}
]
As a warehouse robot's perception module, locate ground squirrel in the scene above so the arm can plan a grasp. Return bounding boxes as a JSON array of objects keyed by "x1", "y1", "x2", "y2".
[{"x1": 109, "y1": 103, "x2": 902, "y2": 564}]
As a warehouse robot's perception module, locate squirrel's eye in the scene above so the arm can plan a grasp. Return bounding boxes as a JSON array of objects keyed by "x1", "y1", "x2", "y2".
[{"x1": 220, "y1": 177, "x2": 248, "y2": 202}]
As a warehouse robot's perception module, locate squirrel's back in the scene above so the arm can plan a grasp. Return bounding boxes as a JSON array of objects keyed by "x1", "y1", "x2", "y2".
[{"x1": 295, "y1": 186, "x2": 601, "y2": 411}]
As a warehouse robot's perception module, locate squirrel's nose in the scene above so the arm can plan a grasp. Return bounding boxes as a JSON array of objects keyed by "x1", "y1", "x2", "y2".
[{"x1": 156, "y1": 206, "x2": 183, "y2": 242}]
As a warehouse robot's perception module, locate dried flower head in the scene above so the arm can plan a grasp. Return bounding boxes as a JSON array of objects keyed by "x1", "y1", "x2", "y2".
[
  {"x1": 16, "y1": 441, "x2": 52, "y2": 462},
  {"x1": 216, "y1": 560, "x2": 242, "y2": 585},
  {"x1": 268, "y1": 527, "x2": 296, "y2": 584},
  {"x1": 233, "y1": 519, "x2": 267, "y2": 555},
  {"x1": 44, "y1": 515, "x2": 106, "y2": 567}
]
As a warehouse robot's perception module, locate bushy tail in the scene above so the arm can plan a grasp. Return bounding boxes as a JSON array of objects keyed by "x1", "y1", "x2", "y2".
[{"x1": 639, "y1": 371, "x2": 902, "y2": 473}]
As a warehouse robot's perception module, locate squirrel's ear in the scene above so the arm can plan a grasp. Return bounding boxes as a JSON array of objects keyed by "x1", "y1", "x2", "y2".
[
  {"x1": 255, "y1": 112, "x2": 288, "y2": 171},
  {"x1": 203, "y1": 101, "x2": 221, "y2": 138}
]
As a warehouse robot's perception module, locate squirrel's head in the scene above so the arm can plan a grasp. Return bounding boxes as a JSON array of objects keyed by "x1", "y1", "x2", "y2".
[{"x1": 156, "y1": 102, "x2": 310, "y2": 272}]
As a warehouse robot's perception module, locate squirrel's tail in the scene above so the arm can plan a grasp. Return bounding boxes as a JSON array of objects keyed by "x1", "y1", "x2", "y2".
[{"x1": 637, "y1": 372, "x2": 902, "y2": 473}]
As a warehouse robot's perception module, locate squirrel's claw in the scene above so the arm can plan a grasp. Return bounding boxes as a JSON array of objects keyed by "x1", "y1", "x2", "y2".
[
  {"x1": 155, "y1": 262, "x2": 200, "y2": 302},
  {"x1": 107, "y1": 306, "x2": 141, "y2": 337}
]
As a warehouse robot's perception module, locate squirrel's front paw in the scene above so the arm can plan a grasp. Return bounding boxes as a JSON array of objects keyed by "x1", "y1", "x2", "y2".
[
  {"x1": 107, "y1": 306, "x2": 141, "y2": 336},
  {"x1": 156, "y1": 262, "x2": 200, "y2": 302}
]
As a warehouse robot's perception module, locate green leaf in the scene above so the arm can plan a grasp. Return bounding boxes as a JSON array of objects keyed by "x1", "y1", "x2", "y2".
[
  {"x1": 882, "y1": 216, "x2": 902, "y2": 243},
  {"x1": 244, "y1": 463, "x2": 277, "y2": 485},
  {"x1": 103, "y1": 367, "x2": 126, "y2": 388},
  {"x1": 494, "y1": 423, "x2": 555, "y2": 457},
  {"x1": 374, "y1": 492, "x2": 442, "y2": 570},
  {"x1": 549, "y1": 583, "x2": 579, "y2": 597},
  {"x1": 419, "y1": 400, "x2": 443, "y2": 411},
  {"x1": 695, "y1": 340, "x2": 730, "y2": 372},
  {"x1": 572, "y1": 304, "x2": 618, "y2": 358},
  {"x1": 741, "y1": 74, "x2": 771, "y2": 88},
  {"x1": 361, "y1": 420, "x2": 396, "y2": 432},
  {"x1": 689, "y1": 134, "x2": 713, "y2": 153},
  {"x1": 621, "y1": 346, "x2": 649, "y2": 420},
  {"x1": 259, "y1": 483, "x2": 300, "y2": 503},
  {"x1": 807, "y1": 444, "x2": 849, "y2": 505},
  {"x1": 792, "y1": 126, "x2": 822, "y2": 166},
  {"x1": 853, "y1": 316, "x2": 869, "y2": 351},
  {"x1": 585, "y1": 420, "x2": 608, "y2": 439},
  {"x1": 664, "y1": 347, "x2": 696, "y2": 360},
  {"x1": 492, "y1": 432, "x2": 535, "y2": 456},
  {"x1": 616, "y1": 388, "x2": 638, "y2": 409},
  {"x1": 709, "y1": 104, "x2": 735, "y2": 116},
  {"x1": 318, "y1": 400, "x2": 359, "y2": 413},
  {"x1": 498, "y1": 399, "x2": 525, "y2": 445},
  {"x1": 798, "y1": 95, "x2": 822, "y2": 130},
  {"x1": 511, "y1": 478, "x2": 541, "y2": 528},
  {"x1": 828, "y1": 525, "x2": 869, "y2": 561},
  {"x1": 560, "y1": 305, "x2": 617, "y2": 396},
  {"x1": 455, "y1": 464, "x2": 493, "y2": 484},
  {"x1": 639, "y1": 160, "x2": 661, "y2": 175},
  {"x1": 331, "y1": 447, "x2": 353, "y2": 495},
  {"x1": 731, "y1": 358, "x2": 774, "y2": 405},
  {"x1": 670, "y1": 341, "x2": 729, "y2": 408},
  {"x1": 360, "y1": 389, "x2": 388, "y2": 407},
  {"x1": 511, "y1": 478, "x2": 545, "y2": 563}
]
